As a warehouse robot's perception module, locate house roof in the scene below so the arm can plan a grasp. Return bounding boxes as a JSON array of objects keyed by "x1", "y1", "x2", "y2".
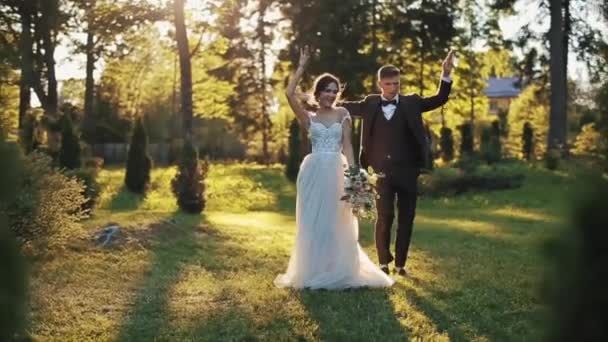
[{"x1": 484, "y1": 77, "x2": 521, "y2": 98}]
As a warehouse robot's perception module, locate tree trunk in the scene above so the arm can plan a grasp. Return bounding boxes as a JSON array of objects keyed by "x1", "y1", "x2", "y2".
[
  {"x1": 18, "y1": 2, "x2": 33, "y2": 128},
  {"x1": 82, "y1": 0, "x2": 97, "y2": 141},
  {"x1": 258, "y1": 1, "x2": 270, "y2": 165},
  {"x1": 174, "y1": 0, "x2": 193, "y2": 140},
  {"x1": 39, "y1": 0, "x2": 59, "y2": 116},
  {"x1": 548, "y1": 0, "x2": 567, "y2": 151}
]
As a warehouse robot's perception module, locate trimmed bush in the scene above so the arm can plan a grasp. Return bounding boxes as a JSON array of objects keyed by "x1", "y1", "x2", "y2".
[
  {"x1": 480, "y1": 121, "x2": 502, "y2": 164},
  {"x1": 522, "y1": 122, "x2": 534, "y2": 161},
  {"x1": 125, "y1": 117, "x2": 152, "y2": 194},
  {"x1": 418, "y1": 163, "x2": 525, "y2": 197},
  {"x1": 59, "y1": 113, "x2": 82, "y2": 169},
  {"x1": 459, "y1": 121, "x2": 474, "y2": 156},
  {"x1": 172, "y1": 138, "x2": 208, "y2": 213},
  {"x1": 440, "y1": 127, "x2": 454, "y2": 162},
  {"x1": 285, "y1": 118, "x2": 302, "y2": 182}
]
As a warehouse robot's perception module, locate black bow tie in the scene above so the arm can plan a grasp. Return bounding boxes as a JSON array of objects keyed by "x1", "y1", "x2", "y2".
[{"x1": 381, "y1": 99, "x2": 397, "y2": 106}]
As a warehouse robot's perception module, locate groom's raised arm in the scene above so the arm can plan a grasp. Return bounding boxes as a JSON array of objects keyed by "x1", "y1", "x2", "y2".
[
  {"x1": 420, "y1": 50, "x2": 455, "y2": 113},
  {"x1": 420, "y1": 78, "x2": 452, "y2": 112},
  {"x1": 338, "y1": 99, "x2": 367, "y2": 118}
]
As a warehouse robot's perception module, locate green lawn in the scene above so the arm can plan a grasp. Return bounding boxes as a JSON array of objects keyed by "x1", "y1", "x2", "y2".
[{"x1": 27, "y1": 162, "x2": 577, "y2": 341}]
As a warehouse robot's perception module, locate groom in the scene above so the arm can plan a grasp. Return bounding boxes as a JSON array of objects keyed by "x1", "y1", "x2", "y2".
[{"x1": 342, "y1": 51, "x2": 454, "y2": 277}]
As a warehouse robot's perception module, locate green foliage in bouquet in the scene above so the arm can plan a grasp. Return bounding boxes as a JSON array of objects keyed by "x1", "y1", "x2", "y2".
[{"x1": 340, "y1": 166, "x2": 384, "y2": 220}]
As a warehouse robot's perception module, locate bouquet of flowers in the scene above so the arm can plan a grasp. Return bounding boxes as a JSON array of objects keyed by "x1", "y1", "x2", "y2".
[{"x1": 341, "y1": 165, "x2": 385, "y2": 220}]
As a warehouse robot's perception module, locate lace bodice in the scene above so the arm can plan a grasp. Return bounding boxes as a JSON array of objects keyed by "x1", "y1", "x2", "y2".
[{"x1": 308, "y1": 112, "x2": 351, "y2": 153}]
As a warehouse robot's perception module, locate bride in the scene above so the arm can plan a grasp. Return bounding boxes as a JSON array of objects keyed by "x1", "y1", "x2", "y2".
[{"x1": 274, "y1": 47, "x2": 394, "y2": 290}]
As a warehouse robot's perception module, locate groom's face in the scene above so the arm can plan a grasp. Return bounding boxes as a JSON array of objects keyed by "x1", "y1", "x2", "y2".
[{"x1": 378, "y1": 76, "x2": 400, "y2": 100}]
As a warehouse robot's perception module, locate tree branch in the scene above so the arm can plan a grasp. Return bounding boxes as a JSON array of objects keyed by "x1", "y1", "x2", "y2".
[{"x1": 189, "y1": 33, "x2": 204, "y2": 58}]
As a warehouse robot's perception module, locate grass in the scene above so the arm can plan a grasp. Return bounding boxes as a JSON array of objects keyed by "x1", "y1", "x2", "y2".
[{"x1": 26, "y1": 161, "x2": 582, "y2": 341}]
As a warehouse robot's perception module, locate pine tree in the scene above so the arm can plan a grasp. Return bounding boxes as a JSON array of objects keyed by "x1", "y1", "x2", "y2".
[
  {"x1": 58, "y1": 113, "x2": 81, "y2": 169},
  {"x1": 459, "y1": 122, "x2": 474, "y2": 156},
  {"x1": 440, "y1": 126, "x2": 454, "y2": 162},
  {"x1": 124, "y1": 117, "x2": 152, "y2": 193},
  {"x1": 523, "y1": 122, "x2": 534, "y2": 161},
  {"x1": 285, "y1": 118, "x2": 302, "y2": 182},
  {"x1": 171, "y1": 138, "x2": 207, "y2": 213}
]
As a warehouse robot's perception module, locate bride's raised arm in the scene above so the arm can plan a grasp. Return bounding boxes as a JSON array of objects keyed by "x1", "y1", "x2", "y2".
[{"x1": 286, "y1": 46, "x2": 312, "y2": 128}]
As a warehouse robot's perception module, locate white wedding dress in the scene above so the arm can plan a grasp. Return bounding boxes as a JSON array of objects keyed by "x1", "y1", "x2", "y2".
[{"x1": 274, "y1": 111, "x2": 395, "y2": 290}]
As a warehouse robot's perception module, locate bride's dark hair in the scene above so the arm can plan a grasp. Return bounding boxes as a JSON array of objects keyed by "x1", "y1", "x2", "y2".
[{"x1": 299, "y1": 73, "x2": 343, "y2": 109}]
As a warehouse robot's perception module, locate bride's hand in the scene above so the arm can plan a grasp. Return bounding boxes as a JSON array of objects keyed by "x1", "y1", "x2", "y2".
[
  {"x1": 298, "y1": 46, "x2": 311, "y2": 69},
  {"x1": 442, "y1": 50, "x2": 455, "y2": 76}
]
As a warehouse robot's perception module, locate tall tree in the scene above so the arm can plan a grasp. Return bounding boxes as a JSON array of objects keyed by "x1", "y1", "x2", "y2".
[
  {"x1": 1, "y1": 0, "x2": 65, "y2": 150},
  {"x1": 67, "y1": 0, "x2": 165, "y2": 142},
  {"x1": 174, "y1": 0, "x2": 193, "y2": 138},
  {"x1": 548, "y1": 0, "x2": 567, "y2": 152}
]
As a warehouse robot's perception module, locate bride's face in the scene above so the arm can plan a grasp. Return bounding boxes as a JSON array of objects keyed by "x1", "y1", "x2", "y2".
[{"x1": 318, "y1": 82, "x2": 339, "y2": 108}]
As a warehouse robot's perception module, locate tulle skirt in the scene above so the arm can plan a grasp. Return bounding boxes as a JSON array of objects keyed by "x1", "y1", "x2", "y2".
[{"x1": 274, "y1": 152, "x2": 394, "y2": 290}]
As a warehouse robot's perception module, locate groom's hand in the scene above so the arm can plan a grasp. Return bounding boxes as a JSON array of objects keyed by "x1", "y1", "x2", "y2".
[{"x1": 442, "y1": 50, "x2": 455, "y2": 77}]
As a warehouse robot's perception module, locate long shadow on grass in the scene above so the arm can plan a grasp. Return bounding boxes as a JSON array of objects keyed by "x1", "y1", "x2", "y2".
[
  {"x1": 116, "y1": 211, "x2": 212, "y2": 340},
  {"x1": 240, "y1": 168, "x2": 296, "y2": 214},
  {"x1": 405, "y1": 221, "x2": 545, "y2": 340},
  {"x1": 117, "y1": 210, "x2": 295, "y2": 340},
  {"x1": 106, "y1": 185, "x2": 145, "y2": 212},
  {"x1": 297, "y1": 288, "x2": 410, "y2": 341}
]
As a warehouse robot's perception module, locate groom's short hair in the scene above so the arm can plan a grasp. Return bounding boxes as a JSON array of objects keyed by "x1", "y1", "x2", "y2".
[{"x1": 377, "y1": 65, "x2": 400, "y2": 80}]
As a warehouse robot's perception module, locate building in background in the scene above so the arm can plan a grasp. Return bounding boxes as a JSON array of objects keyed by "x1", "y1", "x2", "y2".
[{"x1": 484, "y1": 77, "x2": 522, "y2": 116}]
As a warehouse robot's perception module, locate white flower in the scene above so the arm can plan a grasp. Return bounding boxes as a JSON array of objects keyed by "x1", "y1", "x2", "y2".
[{"x1": 344, "y1": 176, "x2": 352, "y2": 188}]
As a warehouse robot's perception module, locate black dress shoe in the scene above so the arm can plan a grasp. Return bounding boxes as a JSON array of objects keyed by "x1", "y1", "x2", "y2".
[
  {"x1": 380, "y1": 265, "x2": 390, "y2": 275},
  {"x1": 396, "y1": 268, "x2": 410, "y2": 278}
]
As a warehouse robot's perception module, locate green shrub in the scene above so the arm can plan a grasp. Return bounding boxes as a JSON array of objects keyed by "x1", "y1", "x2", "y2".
[
  {"x1": 440, "y1": 127, "x2": 454, "y2": 162},
  {"x1": 125, "y1": 117, "x2": 152, "y2": 194},
  {"x1": 545, "y1": 148, "x2": 560, "y2": 170},
  {"x1": 459, "y1": 122, "x2": 474, "y2": 156},
  {"x1": 480, "y1": 121, "x2": 502, "y2": 164},
  {"x1": 172, "y1": 138, "x2": 207, "y2": 213},
  {"x1": 3, "y1": 152, "x2": 88, "y2": 248},
  {"x1": 418, "y1": 163, "x2": 525, "y2": 197},
  {"x1": 522, "y1": 122, "x2": 534, "y2": 161},
  {"x1": 0, "y1": 129, "x2": 27, "y2": 340},
  {"x1": 64, "y1": 168, "x2": 100, "y2": 213},
  {"x1": 542, "y1": 176, "x2": 608, "y2": 341},
  {"x1": 572, "y1": 123, "x2": 605, "y2": 160},
  {"x1": 285, "y1": 118, "x2": 302, "y2": 182},
  {"x1": 58, "y1": 113, "x2": 81, "y2": 169}
]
